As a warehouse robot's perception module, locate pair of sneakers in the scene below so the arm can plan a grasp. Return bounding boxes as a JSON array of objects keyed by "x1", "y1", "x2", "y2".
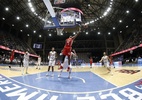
[
  {"x1": 36, "y1": 68, "x2": 40, "y2": 70},
  {"x1": 22, "y1": 72, "x2": 28, "y2": 75},
  {"x1": 58, "y1": 74, "x2": 71, "y2": 79},
  {"x1": 46, "y1": 73, "x2": 54, "y2": 77}
]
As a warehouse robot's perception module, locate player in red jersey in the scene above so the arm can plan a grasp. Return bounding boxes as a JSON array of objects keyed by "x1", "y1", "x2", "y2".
[
  {"x1": 109, "y1": 56, "x2": 115, "y2": 68},
  {"x1": 58, "y1": 28, "x2": 81, "y2": 73},
  {"x1": 9, "y1": 49, "x2": 15, "y2": 68},
  {"x1": 90, "y1": 57, "x2": 93, "y2": 68}
]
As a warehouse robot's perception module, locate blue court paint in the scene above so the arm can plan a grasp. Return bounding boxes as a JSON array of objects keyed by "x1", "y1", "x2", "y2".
[
  {"x1": 11, "y1": 72, "x2": 116, "y2": 92},
  {"x1": 0, "y1": 73, "x2": 142, "y2": 100},
  {"x1": 52, "y1": 17, "x2": 60, "y2": 26}
]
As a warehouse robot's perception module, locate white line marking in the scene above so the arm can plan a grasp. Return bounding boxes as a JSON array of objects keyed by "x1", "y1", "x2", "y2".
[
  {"x1": 36, "y1": 77, "x2": 45, "y2": 80},
  {"x1": 73, "y1": 76, "x2": 86, "y2": 83},
  {"x1": 90, "y1": 71, "x2": 117, "y2": 86},
  {"x1": 1, "y1": 71, "x2": 141, "y2": 94},
  {"x1": 50, "y1": 96, "x2": 58, "y2": 100}
]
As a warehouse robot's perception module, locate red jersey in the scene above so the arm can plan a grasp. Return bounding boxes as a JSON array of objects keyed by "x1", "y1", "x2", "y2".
[
  {"x1": 109, "y1": 56, "x2": 113, "y2": 64},
  {"x1": 64, "y1": 38, "x2": 73, "y2": 47},
  {"x1": 90, "y1": 58, "x2": 93, "y2": 63},
  {"x1": 10, "y1": 50, "x2": 15, "y2": 61}
]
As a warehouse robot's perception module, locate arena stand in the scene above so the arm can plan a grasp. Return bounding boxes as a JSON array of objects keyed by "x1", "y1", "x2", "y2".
[
  {"x1": 111, "y1": 31, "x2": 142, "y2": 65},
  {"x1": 0, "y1": 31, "x2": 38, "y2": 65},
  {"x1": 115, "y1": 30, "x2": 142, "y2": 53}
]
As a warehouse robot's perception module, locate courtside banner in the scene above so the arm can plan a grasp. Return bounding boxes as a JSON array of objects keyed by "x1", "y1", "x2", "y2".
[
  {"x1": 0, "y1": 74, "x2": 142, "y2": 100},
  {"x1": 0, "y1": 45, "x2": 38, "y2": 58}
]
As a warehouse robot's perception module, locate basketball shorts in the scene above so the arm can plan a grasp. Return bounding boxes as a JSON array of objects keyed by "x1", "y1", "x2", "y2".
[
  {"x1": 62, "y1": 47, "x2": 72, "y2": 56},
  {"x1": 23, "y1": 60, "x2": 29, "y2": 67},
  {"x1": 49, "y1": 60, "x2": 56, "y2": 66},
  {"x1": 104, "y1": 62, "x2": 110, "y2": 67}
]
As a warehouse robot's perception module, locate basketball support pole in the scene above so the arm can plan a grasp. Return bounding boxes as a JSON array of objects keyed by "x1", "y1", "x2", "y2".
[{"x1": 43, "y1": 0, "x2": 60, "y2": 27}]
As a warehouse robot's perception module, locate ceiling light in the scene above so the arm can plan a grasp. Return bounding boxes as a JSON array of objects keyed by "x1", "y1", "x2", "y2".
[
  {"x1": 126, "y1": 10, "x2": 130, "y2": 13},
  {"x1": 113, "y1": 27, "x2": 115, "y2": 30},
  {"x1": 28, "y1": 2, "x2": 32, "y2": 8},
  {"x1": 16, "y1": 16, "x2": 20, "y2": 20},
  {"x1": 120, "y1": 31, "x2": 122, "y2": 33},
  {"x1": 33, "y1": 30, "x2": 36, "y2": 33},
  {"x1": 107, "y1": 7, "x2": 111, "y2": 12},
  {"x1": 135, "y1": 0, "x2": 138, "y2": 2},
  {"x1": 126, "y1": 25, "x2": 128, "y2": 28},
  {"x1": 42, "y1": 18, "x2": 45, "y2": 21},
  {"x1": 31, "y1": 7, "x2": 35, "y2": 12},
  {"x1": 108, "y1": 32, "x2": 111, "y2": 35},
  {"x1": 12, "y1": 24, "x2": 14, "y2": 26},
  {"x1": 5, "y1": 7, "x2": 9, "y2": 11},
  {"x1": 39, "y1": 35, "x2": 42, "y2": 37},
  {"x1": 20, "y1": 30, "x2": 23, "y2": 32},
  {"x1": 2, "y1": 17, "x2": 5, "y2": 20},
  {"x1": 26, "y1": 24, "x2": 29, "y2": 27},
  {"x1": 49, "y1": 34, "x2": 51, "y2": 36},
  {"x1": 86, "y1": 32, "x2": 88, "y2": 35},
  {"x1": 133, "y1": 19, "x2": 135, "y2": 21},
  {"x1": 119, "y1": 20, "x2": 122, "y2": 23},
  {"x1": 27, "y1": 34, "x2": 30, "y2": 36},
  {"x1": 98, "y1": 32, "x2": 100, "y2": 35},
  {"x1": 90, "y1": 20, "x2": 94, "y2": 23},
  {"x1": 103, "y1": 12, "x2": 107, "y2": 16}
]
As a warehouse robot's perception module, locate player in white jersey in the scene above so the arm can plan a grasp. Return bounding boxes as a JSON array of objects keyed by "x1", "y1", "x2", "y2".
[
  {"x1": 36, "y1": 55, "x2": 41, "y2": 70},
  {"x1": 22, "y1": 51, "x2": 29, "y2": 75},
  {"x1": 99, "y1": 52, "x2": 112, "y2": 75},
  {"x1": 46, "y1": 47, "x2": 57, "y2": 76},
  {"x1": 58, "y1": 49, "x2": 77, "y2": 79}
]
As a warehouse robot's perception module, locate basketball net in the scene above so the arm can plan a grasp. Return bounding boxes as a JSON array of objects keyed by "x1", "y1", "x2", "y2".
[{"x1": 56, "y1": 28, "x2": 64, "y2": 35}]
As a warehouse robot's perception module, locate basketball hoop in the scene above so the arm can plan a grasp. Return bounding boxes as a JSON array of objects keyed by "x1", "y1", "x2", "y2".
[{"x1": 56, "y1": 28, "x2": 64, "y2": 35}]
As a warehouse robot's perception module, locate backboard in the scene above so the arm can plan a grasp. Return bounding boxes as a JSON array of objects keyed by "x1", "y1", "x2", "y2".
[{"x1": 44, "y1": 10, "x2": 81, "y2": 29}]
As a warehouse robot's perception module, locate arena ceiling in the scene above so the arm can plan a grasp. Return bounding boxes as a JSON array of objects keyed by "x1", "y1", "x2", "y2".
[{"x1": 0, "y1": 0, "x2": 142, "y2": 36}]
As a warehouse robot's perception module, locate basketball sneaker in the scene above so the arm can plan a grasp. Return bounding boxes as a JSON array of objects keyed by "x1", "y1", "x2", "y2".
[
  {"x1": 58, "y1": 66, "x2": 63, "y2": 70},
  {"x1": 67, "y1": 67, "x2": 70, "y2": 72}
]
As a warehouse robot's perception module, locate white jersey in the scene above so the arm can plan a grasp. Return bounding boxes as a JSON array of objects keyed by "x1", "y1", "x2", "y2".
[
  {"x1": 102, "y1": 55, "x2": 109, "y2": 63},
  {"x1": 49, "y1": 51, "x2": 56, "y2": 61},
  {"x1": 38, "y1": 57, "x2": 41, "y2": 62},
  {"x1": 23, "y1": 53, "x2": 29, "y2": 67},
  {"x1": 23, "y1": 53, "x2": 29, "y2": 62}
]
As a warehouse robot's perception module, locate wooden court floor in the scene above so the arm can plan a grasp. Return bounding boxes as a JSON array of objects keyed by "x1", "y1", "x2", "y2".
[
  {"x1": 0, "y1": 65, "x2": 142, "y2": 100},
  {"x1": 0, "y1": 65, "x2": 142, "y2": 87}
]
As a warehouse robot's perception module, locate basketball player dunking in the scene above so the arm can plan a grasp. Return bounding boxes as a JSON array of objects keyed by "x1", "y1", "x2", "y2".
[{"x1": 58, "y1": 28, "x2": 81, "y2": 74}]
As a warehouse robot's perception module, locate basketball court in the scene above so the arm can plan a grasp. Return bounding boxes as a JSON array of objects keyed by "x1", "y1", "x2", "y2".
[
  {"x1": 0, "y1": 0, "x2": 142, "y2": 100},
  {"x1": 0, "y1": 65, "x2": 142, "y2": 100}
]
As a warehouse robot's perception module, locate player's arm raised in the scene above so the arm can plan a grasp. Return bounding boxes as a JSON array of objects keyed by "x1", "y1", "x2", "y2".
[
  {"x1": 72, "y1": 27, "x2": 81, "y2": 40},
  {"x1": 99, "y1": 57, "x2": 103, "y2": 62}
]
